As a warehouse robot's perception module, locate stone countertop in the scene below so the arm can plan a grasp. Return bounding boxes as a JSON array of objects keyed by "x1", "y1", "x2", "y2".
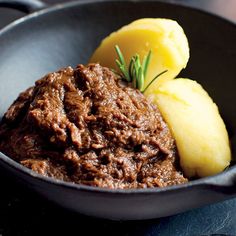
[{"x1": 0, "y1": 1, "x2": 236, "y2": 235}]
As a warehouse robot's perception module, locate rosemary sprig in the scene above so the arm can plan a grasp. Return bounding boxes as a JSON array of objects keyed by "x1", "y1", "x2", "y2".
[
  {"x1": 115, "y1": 45, "x2": 131, "y2": 82},
  {"x1": 115, "y1": 45, "x2": 167, "y2": 93}
]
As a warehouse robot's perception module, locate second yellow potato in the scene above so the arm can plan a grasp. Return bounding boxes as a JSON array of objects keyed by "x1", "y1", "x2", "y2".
[{"x1": 154, "y1": 78, "x2": 231, "y2": 178}]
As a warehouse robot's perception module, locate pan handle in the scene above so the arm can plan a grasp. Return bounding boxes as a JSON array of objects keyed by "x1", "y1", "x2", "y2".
[
  {"x1": 0, "y1": 0, "x2": 47, "y2": 13},
  {"x1": 204, "y1": 168, "x2": 236, "y2": 195}
]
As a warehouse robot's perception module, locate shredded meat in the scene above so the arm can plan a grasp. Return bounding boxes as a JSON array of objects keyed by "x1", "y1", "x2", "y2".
[{"x1": 0, "y1": 64, "x2": 187, "y2": 188}]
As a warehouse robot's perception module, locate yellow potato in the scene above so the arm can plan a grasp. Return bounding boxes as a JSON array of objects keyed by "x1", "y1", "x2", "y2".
[
  {"x1": 153, "y1": 78, "x2": 231, "y2": 178},
  {"x1": 89, "y1": 18, "x2": 189, "y2": 93}
]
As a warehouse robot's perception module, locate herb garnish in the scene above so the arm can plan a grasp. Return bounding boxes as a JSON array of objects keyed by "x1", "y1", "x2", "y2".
[{"x1": 115, "y1": 45, "x2": 167, "y2": 93}]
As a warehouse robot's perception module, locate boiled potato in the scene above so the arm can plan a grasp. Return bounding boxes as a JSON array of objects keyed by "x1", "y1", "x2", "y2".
[
  {"x1": 90, "y1": 18, "x2": 189, "y2": 93},
  {"x1": 153, "y1": 78, "x2": 231, "y2": 178}
]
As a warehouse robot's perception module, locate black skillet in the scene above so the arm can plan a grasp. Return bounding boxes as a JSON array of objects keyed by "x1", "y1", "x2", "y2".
[{"x1": 0, "y1": 0, "x2": 236, "y2": 220}]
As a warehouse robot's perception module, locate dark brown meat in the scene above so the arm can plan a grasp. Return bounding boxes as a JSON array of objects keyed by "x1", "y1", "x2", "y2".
[{"x1": 0, "y1": 64, "x2": 187, "y2": 189}]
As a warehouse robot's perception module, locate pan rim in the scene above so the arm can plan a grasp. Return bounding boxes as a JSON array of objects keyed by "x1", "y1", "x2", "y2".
[
  {"x1": 0, "y1": 0, "x2": 235, "y2": 194},
  {"x1": 0, "y1": 0, "x2": 235, "y2": 37}
]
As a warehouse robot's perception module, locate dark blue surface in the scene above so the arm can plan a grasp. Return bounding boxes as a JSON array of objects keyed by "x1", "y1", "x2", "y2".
[
  {"x1": 0, "y1": 0, "x2": 236, "y2": 235},
  {"x1": 149, "y1": 200, "x2": 236, "y2": 235}
]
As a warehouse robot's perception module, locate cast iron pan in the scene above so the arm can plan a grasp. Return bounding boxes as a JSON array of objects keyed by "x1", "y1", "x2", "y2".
[{"x1": 0, "y1": 0, "x2": 236, "y2": 220}]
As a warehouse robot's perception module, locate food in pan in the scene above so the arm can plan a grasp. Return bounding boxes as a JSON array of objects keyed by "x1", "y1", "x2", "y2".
[
  {"x1": 0, "y1": 18, "x2": 231, "y2": 189},
  {"x1": 90, "y1": 18, "x2": 231, "y2": 179}
]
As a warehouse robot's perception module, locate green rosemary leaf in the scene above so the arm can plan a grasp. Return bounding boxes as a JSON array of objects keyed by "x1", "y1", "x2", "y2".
[
  {"x1": 128, "y1": 57, "x2": 135, "y2": 81},
  {"x1": 142, "y1": 55, "x2": 147, "y2": 74},
  {"x1": 136, "y1": 54, "x2": 141, "y2": 68},
  {"x1": 115, "y1": 59, "x2": 122, "y2": 68},
  {"x1": 142, "y1": 70, "x2": 168, "y2": 93},
  {"x1": 133, "y1": 55, "x2": 140, "y2": 79},
  {"x1": 115, "y1": 45, "x2": 125, "y2": 66},
  {"x1": 116, "y1": 59, "x2": 128, "y2": 82},
  {"x1": 115, "y1": 45, "x2": 130, "y2": 82},
  {"x1": 137, "y1": 67, "x2": 144, "y2": 91},
  {"x1": 131, "y1": 57, "x2": 137, "y2": 83},
  {"x1": 142, "y1": 50, "x2": 152, "y2": 78}
]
